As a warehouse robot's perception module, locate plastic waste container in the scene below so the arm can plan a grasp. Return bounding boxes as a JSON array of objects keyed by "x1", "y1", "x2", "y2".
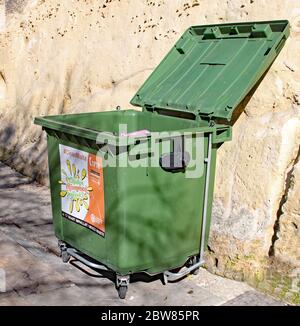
[{"x1": 34, "y1": 20, "x2": 289, "y2": 299}]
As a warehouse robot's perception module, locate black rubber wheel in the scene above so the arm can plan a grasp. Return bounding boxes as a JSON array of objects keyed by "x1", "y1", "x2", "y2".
[
  {"x1": 61, "y1": 250, "x2": 70, "y2": 263},
  {"x1": 161, "y1": 274, "x2": 168, "y2": 285},
  {"x1": 188, "y1": 256, "x2": 200, "y2": 275},
  {"x1": 191, "y1": 267, "x2": 200, "y2": 275},
  {"x1": 117, "y1": 286, "x2": 128, "y2": 299}
]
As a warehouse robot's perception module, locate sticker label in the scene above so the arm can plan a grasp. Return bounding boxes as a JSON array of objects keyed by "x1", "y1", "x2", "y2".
[{"x1": 59, "y1": 144, "x2": 105, "y2": 237}]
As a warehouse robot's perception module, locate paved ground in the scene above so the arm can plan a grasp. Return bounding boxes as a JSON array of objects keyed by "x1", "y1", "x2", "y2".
[{"x1": 0, "y1": 162, "x2": 286, "y2": 306}]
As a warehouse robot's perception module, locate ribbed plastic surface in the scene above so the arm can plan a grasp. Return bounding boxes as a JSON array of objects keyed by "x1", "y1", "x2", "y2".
[{"x1": 131, "y1": 20, "x2": 289, "y2": 121}]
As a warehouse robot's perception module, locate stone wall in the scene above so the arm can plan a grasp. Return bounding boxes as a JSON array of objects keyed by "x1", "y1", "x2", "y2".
[{"x1": 0, "y1": 0, "x2": 299, "y2": 303}]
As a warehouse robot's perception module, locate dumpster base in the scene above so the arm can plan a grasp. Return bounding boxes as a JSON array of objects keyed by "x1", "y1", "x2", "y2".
[{"x1": 58, "y1": 240, "x2": 204, "y2": 299}]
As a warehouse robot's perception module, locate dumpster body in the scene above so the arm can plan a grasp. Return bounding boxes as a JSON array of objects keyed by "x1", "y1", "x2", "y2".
[
  {"x1": 35, "y1": 20, "x2": 289, "y2": 298},
  {"x1": 40, "y1": 110, "x2": 228, "y2": 275}
]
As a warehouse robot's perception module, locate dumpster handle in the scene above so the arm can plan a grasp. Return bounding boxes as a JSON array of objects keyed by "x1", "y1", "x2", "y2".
[
  {"x1": 199, "y1": 132, "x2": 212, "y2": 262},
  {"x1": 159, "y1": 151, "x2": 190, "y2": 172},
  {"x1": 66, "y1": 248, "x2": 110, "y2": 271},
  {"x1": 164, "y1": 259, "x2": 205, "y2": 282},
  {"x1": 159, "y1": 136, "x2": 190, "y2": 172}
]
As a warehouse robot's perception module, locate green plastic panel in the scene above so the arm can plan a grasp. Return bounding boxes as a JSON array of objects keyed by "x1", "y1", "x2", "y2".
[
  {"x1": 38, "y1": 110, "x2": 222, "y2": 274},
  {"x1": 131, "y1": 20, "x2": 289, "y2": 121}
]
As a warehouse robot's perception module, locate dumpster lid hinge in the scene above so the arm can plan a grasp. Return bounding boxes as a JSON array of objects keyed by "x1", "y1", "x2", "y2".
[
  {"x1": 143, "y1": 104, "x2": 155, "y2": 112},
  {"x1": 197, "y1": 112, "x2": 216, "y2": 126}
]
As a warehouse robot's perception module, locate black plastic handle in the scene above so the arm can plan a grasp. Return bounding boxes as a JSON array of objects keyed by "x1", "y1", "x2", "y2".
[{"x1": 159, "y1": 151, "x2": 190, "y2": 172}]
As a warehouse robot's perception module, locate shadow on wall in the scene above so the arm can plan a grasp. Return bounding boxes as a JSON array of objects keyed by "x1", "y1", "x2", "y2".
[
  {"x1": 215, "y1": 68, "x2": 271, "y2": 126},
  {"x1": 0, "y1": 92, "x2": 66, "y2": 184},
  {"x1": 0, "y1": 124, "x2": 15, "y2": 144},
  {"x1": 5, "y1": 0, "x2": 30, "y2": 15},
  {"x1": 0, "y1": 124, "x2": 16, "y2": 161},
  {"x1": 0, "y1": 119, "x2": 48, "y2": 183}
]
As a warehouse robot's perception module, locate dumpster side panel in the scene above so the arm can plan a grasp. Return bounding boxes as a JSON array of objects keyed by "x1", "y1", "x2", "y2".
[
  {"x1": 47, "y1": 134, "x2": 63, "y2": 240},
  {"x1": 204, "y1": 145, "x2": 218, "y2": 248},
  {"x1": 116, "y1": 166, "x2": 205, "y2": 274},
  {"x1": 114, "y1": 133, "x2": 208, "y2": 274}
]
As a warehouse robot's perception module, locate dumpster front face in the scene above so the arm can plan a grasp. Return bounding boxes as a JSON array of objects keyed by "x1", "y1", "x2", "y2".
[{"x1": 35, "y1": 20, "x2": 289, "y2": 277}]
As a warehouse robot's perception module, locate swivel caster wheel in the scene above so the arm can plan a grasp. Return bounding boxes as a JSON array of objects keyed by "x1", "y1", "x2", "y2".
[
  {"x1": 188, "y1": 256, "x2": 200, "y2": 275},
  {"x1": 116, "y1": 275, "x2": 129, "y2": 300},
  {"x1": 191, "y1": 267, "x2": 200, "y2": 275},
  {"x1": 162, "y1": 273, "x2": 168, "y2": 285},
  {"x1": 61, "y1": 250, "x2": 70, "y2": 263},
  {"x1": 117, "y1": 285, "x2": 128, "y2": 300}
]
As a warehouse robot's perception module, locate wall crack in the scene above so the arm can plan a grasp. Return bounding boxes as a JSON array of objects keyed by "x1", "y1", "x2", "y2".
[{"x1": 268, "y1": 145, "x2": 300, "y2": 256}]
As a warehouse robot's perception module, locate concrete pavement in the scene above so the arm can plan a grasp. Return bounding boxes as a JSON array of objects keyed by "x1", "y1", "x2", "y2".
[{"x1": 0, "y1": 162, "x2": 286, "y2": 306}]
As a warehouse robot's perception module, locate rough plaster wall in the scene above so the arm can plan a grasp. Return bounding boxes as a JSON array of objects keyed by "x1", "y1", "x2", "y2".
[{"x1": 0, "y1": 0, "x2": 299, "y2": 302}]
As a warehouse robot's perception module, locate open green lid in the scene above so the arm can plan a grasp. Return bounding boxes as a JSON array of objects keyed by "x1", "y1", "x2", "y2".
[{"x1": 130, "y1": 20, "x2": 289, "y2": 121}]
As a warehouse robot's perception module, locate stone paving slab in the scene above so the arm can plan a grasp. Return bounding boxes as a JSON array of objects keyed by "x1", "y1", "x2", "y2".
[
  {"x1": 0, "y1": 232, "x2": 72, "y2": 300},
  {"x1": 0, "y1": 163, "x2": 33, "y2": 189},
  {"x1": 222, "y1": 291, "x2": 287, "y2": 306},
  {"x1": 0, "y1": 228, "x2": 228, "y2": 306}
]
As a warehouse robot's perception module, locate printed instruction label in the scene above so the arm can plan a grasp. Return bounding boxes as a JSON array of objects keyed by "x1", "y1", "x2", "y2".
[{"x1": 59, "y1": 144, "x2": 105, "y2": 237}]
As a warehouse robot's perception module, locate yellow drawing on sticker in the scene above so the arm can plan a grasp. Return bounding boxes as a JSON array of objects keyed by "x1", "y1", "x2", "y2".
[
  {"x1": 59, "y1": 160, "x2": 92, "y2": 214},
  {"x1": 81, "y1": 169, "x2": 86, "y2": 180}
]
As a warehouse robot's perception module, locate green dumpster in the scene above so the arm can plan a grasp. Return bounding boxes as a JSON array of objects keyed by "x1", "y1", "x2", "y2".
[{"x1": 34, "y1": 20, "x2": 289, "y2": 299}]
